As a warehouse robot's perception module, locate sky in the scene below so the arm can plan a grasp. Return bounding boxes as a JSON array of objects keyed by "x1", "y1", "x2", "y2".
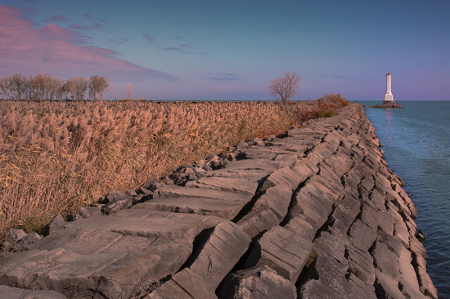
[{"x1": 0, "y1": 0, "x2": 449, "y2": 101}]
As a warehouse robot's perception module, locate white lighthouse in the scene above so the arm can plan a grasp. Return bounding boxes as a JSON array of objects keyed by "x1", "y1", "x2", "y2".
[{"x1": 383, "y1": 73, "x2": 394, "y2": 104}]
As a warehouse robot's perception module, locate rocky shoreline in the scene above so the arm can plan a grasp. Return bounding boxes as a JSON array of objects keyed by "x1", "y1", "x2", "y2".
[{"x1": 0, "y1": 103, "x2": 437, "y2": 298}]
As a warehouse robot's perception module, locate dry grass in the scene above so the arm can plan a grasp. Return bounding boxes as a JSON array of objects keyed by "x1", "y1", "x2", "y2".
[{"x1": 0, "y1": 97, "x2": 348, "y2": 242}]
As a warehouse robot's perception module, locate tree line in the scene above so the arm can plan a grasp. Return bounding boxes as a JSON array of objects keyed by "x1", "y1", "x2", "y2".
[{"x1": 0, "y1": 73, "x2": 109, "y2": 101}]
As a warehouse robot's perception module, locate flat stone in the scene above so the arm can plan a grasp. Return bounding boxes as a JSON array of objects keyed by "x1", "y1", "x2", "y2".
[
  {"x1": 1, "y1": 237, "x2": 192, "y2": 299},
  {"x1": 313, "y1": 230, "x2": 349, "y2": 265},
  {"x1": 329, "y1": 195, "x2": 361, "y2": 232},
  {"x1": 347, "y1": 244, "x2": 375, "y2": 285},
  {"x1": 389, "y1": 208, "x2": 410, "y2": 247},
  {"x1": 188, "y1": 221, "x2": 251, "y2": 289},
  {"x1": 253, "y1": 183, "x2": 292, "y2": 221},
  {"x1": 322, "y1": 150, "x2": 354, "y2": 178},
  {"x1": 347, "y1": 273, "x2": 377, "y2": 299},
  {"x1": 290, "y1": 158, "x2": 319, "y2": 183},
  {"x1": 349, "y1": 219, "x2": 377, "y2": 252},
  {"x1": 185, "y1": 176, "x2": 259, "y2": 195},
  {"x1": 398, "y1": 246, "x2": 422, "y2": 295},
  {"x1": 288, "y1": 180, "x2": 333, "y2": 229},
  {"x1": 0, "y1": 285, "x2": 68, "y2": 299},
  {"x1": 218, "y1": 265, "x2": 296, "y2": 299},
  {"x1": 309, "y1": 173, "x2": 344, "y2": 206},
  {"x1": 298, "y1": 254, "x2": 351, "y2": 299},
  {"x1": 134, "y1": 197, "x2": 247, "y2": 220},
  {"x1": 374, "y1": 269, "x2": 405, "y2": 299},
  {"x1": 284, "y1": 214, "x2": 316, "y2": 242},
  {"x1": 306, "y1": 141, "x2": 337, "y2": 164},
  {"x1": 237, "y1": 205, "x2": 280, "y2": 239},
  {"x1": 154, "y1": 184, "x2": 253, "y2": 201},
  {"x1": 371, "y1": 241, "x2": 400, "y2": 281},
  {"x1": 260, "y1": 167, "x2": 301, "y2": 192},
  {"x1": 376, "y1": 229, "x2": 403, "y2": 259},
  {"x1": 360, "y1": 203, "x2": 379, "y2": 230},
  {"x1": 64, "y1": 210, "x2": 223, "y2": 242},
  {"x1": 245, "y1": 225, "x2": 312, "y2": 283}
]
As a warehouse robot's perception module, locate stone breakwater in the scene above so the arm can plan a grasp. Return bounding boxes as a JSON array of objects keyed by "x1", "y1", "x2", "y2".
[{"x1": 0, "y1": 103, "x2": 437, "y2": 299}]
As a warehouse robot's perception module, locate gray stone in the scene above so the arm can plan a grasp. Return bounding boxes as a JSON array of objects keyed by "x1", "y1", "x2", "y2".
[
  {"x1": 0, "y1": 285, "x2": 68, "y2": 298},
  {"x1": 329, "y1": 195, "x2": 361, "y2": 232},
  {"x1": 246, "y1": 225, "x2": 312, "y2": 283},
  {"x1": 13, "y1": 232, "x2": 42, "y2": 252},
  {"x1": 185, "y1": 176, "x2": 259, "y2": 195},
  {"x1": 101, "y1": 198, "x2": 132, "y2": 214},
  {"x1": 64, "y1": 210, "x2": 223, "y2": 242},
  {"x1": 237, "y1": 205, "x2": 280, "y2": 239},
  {"x1": 253, "y1": 183, "x2": 292, "y2": 221},
  {"x1": 218, "y1": 265, "x2": 296, "y2": 299},
  {"x1": 134, "y1": 197, "x2": 247, "y2": 220},
  {"x1": 188, "y1": 221, "x2": 251, "y2": 289},
  {"x1": 2, "y1": 229, "x2": 27, "y2": 252},
  {"x1": 284, "y1": 215, "x2": 316, "y2": 242},
  {"x1": 313, "y1": 230, "x2": 349, "y2": 265},
  {"x1": 349, "y1": 219, "x2": 377, "y2": 252},
  {"x1": 372, "y1": 241, "x2": 401, "y2": 281},
  {"x1": 101, "y1": 190, "x2": 131, "y2": 204},
  {"x1": 288, "y1": 181, "x2": 333, "y2": 230},
  {"x1": 79, "y1": 206, "x2": 102, "y2": 218},
  {"x1": 374, "y1": 270, "x2": 405, "y2": 299},
  {"x1": 322, "y1": 150, "x2": 354, "y2": 178},
  {"x1": 290, "y1": 158, "x2": 319, "y2": 182},
  {"x1": 298, "y1": 254, "x2": 351, "y2": 299},
  {"x1": 42, "y1": 214, "x2": 65, "y2": 236},
  {"x1": 260, "y1": 167, "x2": 301, "y2": 192},
  {"x1": 150, "y1": 267, "x2": 217, "y2": 299},
  {"x1": 236, "y1": 140, "x2": 249, "y2": 151},
  {"x1": 347, "y1": 273, "x2": 378, "y2": 299},
  {"x1": 347, "y1": 244, "x2": 375, "y2": 285}
]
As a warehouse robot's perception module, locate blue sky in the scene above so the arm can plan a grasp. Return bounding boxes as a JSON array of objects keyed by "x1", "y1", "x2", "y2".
[{"x1": 0, "y1": 0, "x2": 449, "y2": 101}]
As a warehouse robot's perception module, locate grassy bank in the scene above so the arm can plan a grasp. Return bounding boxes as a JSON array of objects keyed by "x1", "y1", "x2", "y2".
[{"x1": 0, "y1": 95, "x2": 348, "y2": 242}]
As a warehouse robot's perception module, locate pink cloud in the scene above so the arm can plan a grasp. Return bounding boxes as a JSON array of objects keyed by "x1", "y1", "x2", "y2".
[{"x1": 0, "y1": 6, "x2": 173, "y2": 81}]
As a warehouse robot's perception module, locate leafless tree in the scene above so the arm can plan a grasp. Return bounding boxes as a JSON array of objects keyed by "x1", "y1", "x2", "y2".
[
  {"x1": 66, "y1": 77, "x2": 88, "y2": 100},
  {"x1": 268, "y1": 72, "x2": 300, "y2": 103},
  {"x1": 0, "y1": 76, "x2": 11, "y2": 100},
  {"x1": 48, "y1": 77, "x2": 64, "y2": 100},
  {"x1": 8, "y1": 73, "x2": 28, "y2": 100},
  {"x1": 126, "y1": 82, "x2": 133, "y2": 100},
  {"x1": 110, "y1": 85, "x2": 119, "y2": 100},
  {"x1": 89, "y1": 76, "x2": 109, "y2": 100},
  {"x1": 31, "y1": 73, "x2": 53, "y2": 100}
]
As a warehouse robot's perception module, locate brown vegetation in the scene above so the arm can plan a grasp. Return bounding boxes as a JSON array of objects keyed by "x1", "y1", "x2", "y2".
[{"x1": 0, "y1": 96, "x2": 349, "y2": 241}]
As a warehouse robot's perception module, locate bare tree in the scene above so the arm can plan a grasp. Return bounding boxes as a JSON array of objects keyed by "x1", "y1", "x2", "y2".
[
  {"x1": 66, "y1": 77, "x2": 88, "y2": 100},
  {"x1": 126, "y1": 82, "x2": 133, "y2": 100},
  {"x1": 268, "y1": 72, "x2": 300, "y2": 103},
  {"x1": 110, "y1": 85, "x2": 119, "y2": 100},
  {"x1": 0, "y1": 76, "x2": 11, "y2": 100},
  {"x1": 89, "y1": 76, "x2": 109, "y2": 100},
  {"x1": 48, "y1": 77, "x2": 64, "y2": 100},
  {"x1": 32, "y1": 73, "x2": 53, "y2": 100},
  {"x1": 9, "y1": 73, "x2": 28, "y2": 100}
]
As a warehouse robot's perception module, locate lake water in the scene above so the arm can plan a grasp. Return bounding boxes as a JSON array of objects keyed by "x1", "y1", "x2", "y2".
[{"x1": 362, "y1": 101, "x2": 450, "y2": 297}]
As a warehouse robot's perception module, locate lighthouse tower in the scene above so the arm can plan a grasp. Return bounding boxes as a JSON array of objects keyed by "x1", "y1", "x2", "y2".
[{"x1": 383, "y1": 73, "x2": 394, "y2": 104}]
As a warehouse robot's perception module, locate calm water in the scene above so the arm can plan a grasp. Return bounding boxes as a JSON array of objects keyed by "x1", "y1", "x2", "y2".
[{"x1": 362, "y1": 101, "x2": 450, "y2": 297}]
